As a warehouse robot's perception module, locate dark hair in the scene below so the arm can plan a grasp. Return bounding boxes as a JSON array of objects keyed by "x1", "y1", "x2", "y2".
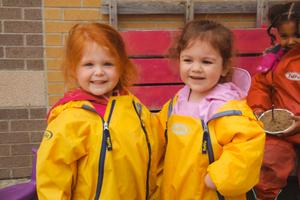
[
  {"x1": 267, "y1": 1, "x2": 300, "y2": 44},
  {"x1": 62, "y1": 23, "x2": 137, "y2": 90},
  {"x1": 170, "y1": 20, "x2": 234, "y2": 82}
]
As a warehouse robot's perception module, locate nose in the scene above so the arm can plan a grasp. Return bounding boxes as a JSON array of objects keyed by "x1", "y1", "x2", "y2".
[
  {"x1": 191, "y1": 62, "x2": 203, "y2": 72},
  {"x1": 94, "y1": 66, "x2": 104, "y2": 76},
  {"x1": 288, "y1": 37, "x2": 296, "y2": 45}
]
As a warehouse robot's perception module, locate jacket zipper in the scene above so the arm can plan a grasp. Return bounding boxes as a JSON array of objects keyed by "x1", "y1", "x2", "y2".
[
  {"x1": 201, "y1": 120, "x2": 225, "y2": 200},
  {"x1": 94, "y1": 100, "x2": 116, "y2": 200},
  {"x1": 141, "y1": 119, "x2": 151, "y2": 200},
  {"x1": 133, "y1": 102, "x2": 151, "y2": 200}
]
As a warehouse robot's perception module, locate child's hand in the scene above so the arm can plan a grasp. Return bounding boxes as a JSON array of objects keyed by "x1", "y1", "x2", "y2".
[
  {"x1": 278, "y1": 115, "x2": 300, "y2": 137},
  {"x1": 204, "y1": 174, "x2": 216, "y2": 190},
  {"x1": 253, "y1": 108, "x2": 265, "y2": 118}
]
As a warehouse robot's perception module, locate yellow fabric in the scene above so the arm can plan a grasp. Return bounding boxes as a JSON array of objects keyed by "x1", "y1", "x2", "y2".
[
  {"x1": 158, "y1": 99, "x2": 265, "y2": 200},
  {"x1": 37, "y1": 94, "x2": 165, "y2": 200}
]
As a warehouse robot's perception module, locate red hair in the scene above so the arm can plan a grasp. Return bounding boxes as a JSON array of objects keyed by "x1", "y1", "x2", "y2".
[{"x1": 62, "y1": 23, "x2": 137, "y2": 90}]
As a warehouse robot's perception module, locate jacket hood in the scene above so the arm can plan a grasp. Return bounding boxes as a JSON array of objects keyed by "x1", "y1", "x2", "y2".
[
  {"x1": 47, "y1": 88, "x2": 109, "y2": 122},
  {"x1": 173, "y1": 67, "x2": 251, "y2": 121}
]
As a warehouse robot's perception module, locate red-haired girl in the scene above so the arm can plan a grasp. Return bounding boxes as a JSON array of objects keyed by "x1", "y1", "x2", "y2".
[{"x1": 36, "y1": 23, "x2": 164, "y2": 200}]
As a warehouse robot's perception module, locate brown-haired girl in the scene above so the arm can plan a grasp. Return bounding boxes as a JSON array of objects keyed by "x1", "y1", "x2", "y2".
[
  {"x1": 158, "y1": 20, "x2": 265, "y2": 199},
  {"x1": 36, "y1": 23, "x2": 164, "y2": 200}
]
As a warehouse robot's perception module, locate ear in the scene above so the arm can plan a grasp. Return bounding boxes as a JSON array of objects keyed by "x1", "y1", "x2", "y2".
[
  {"x1": 221, "y1": 59, "x2": 232, "y2": 77},
  {"x1": 221, "y1": 65, "x2": 230, "y2": 77}
]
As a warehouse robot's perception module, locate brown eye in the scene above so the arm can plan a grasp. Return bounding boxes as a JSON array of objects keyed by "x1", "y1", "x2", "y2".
[
  {"x1": 203, "y1": 60, "x2": 213, "y2": 64},
  {"x1": 103, "y1": 62, "x2": 113, "y2": 67},
  {"x1": 84, "y1": 62, "x2": 93, "y2": 67}
]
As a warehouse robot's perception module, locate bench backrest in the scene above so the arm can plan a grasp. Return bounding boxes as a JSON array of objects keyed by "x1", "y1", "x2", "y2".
[{"x1": 121, "y1": 28, "x2": 271, "y2": 111}]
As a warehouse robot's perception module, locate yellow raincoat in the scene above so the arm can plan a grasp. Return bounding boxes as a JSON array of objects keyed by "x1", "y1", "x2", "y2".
[
  {"x1": 37, "y1": 93, "x2": 164, "y2": 200},
  {"x1": 159, "y1": 99, "x2": 265, "y2": 200}
]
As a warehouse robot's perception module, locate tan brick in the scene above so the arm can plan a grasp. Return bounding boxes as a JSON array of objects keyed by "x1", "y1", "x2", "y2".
[
  {"x1": 0, "y1": 169, "x2": 11, "y2": 179},
  {"x1": 45, "y1": 34, "x2": 63, "y2": 46},
  {"x1": 222, "y1": 21, "x2": 256, "y2": 29},
  {"x1": 45, "y1": 21, "x2": 76, "y2": 33},
  {"x1": 119, "y1": 21, "x2": 183, "y2": 30},
  {"x1": 45, "y1": 47, "x2": 64, "y2": 58},
  {"x1": 48, "y1": 83, "x2": 65, "y2": 94},
  {"x1": 0, "y1": 145, "x2": 10, "y2": 156},
  {"x1": 26, "y1": 59, "x2": 44, "y2": 70},
  {"x1": 64, "y1": 9, "x2": 101, "y2": 20},
  {"x1": 11, "y1": 119, "x2": 46, "y2": 132},
  {"x1": 0, "y1": 132, "x2": 30, "y2": 144},
  {"x1": 26, "y1": 34, "x2": 43, "y2": 46},
  {"x1": 3, "y1": 0, "x2": 41, "y2": 7},
  {"x1": 44, "y1": 8, "x2": 62, "y2": 20},
  {"x1": 83, "y1": 0, "x2": 101, "y2": 7},
  {"x1": 0, "y1": 156, "x2": 31, "y2": 168},
  {"x1": 6, "y1": 47, "x2": 43, "y2": 58},
  {"x1": 0, "y1": 59, "x2": 24, "y2": 70},
  {"x1": 4, "y1": 21, "x2": 42, "y2": 33},
  {"x1": 0, "y1": 47, "x2": 3, "y2": 58},
  {"x1": 11, "y1": 144, "x2": 37, "y2": 155},
  {"x1": 44, "y1": 0, "x2": 81, "y2": 7},
  {"x1": 30, "y1": 132, "x2": 43, "y2": 143},
  {"x1": 0, "y1": 8, "x2": 22, "y2": 20},
  {"x1": 0, "y1": 108, "x2": 28, "y2": 120},
  {"x1": 29, "y1": 108, "x2": 47, "y2": 119},
  {"x1": 24, "y1": 8, "x2": 42, "y2": 20},
  {"x1": 0, "y1": 121, "x2": 9, "y2": 132},
  {"x1": 46, "y1": 59, "x2": 63, "y2": 70},
  {"x1": 49, "y1": 95, "x2": 63, "y2": 106},
  {"x1": 12, "y1": 167, "x2": 32, "y2": 178},
  {"x1": 47, "y1": 71, "x2": 64, "y2": 82},
  {"x1": 120, "y1": 14, "x2": 181, "y2": 22},
  {"x1": 0, "y1": 34, "x2": 24, "y2": 46}
]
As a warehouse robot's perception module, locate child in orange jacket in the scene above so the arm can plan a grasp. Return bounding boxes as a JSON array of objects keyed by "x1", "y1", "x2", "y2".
[{"x1": 247, "y1": 2, "x2": 300, "y2": 199}]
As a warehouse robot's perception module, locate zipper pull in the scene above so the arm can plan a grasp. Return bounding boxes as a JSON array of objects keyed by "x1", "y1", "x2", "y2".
[
  {"x1": 103, "y1": 121, "x2": 109, "y2": 130},
  {"x1": 202, "y1": 122, "x2": 208, "y2": 154},
  {"x1": 103, "y1": 122, "x2": 113, "y2": 151}
]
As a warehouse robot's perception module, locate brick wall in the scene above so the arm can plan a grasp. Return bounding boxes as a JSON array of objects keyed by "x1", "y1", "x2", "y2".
[{"x1": 0, "y1": 0, "x2": 46, "y2": 179}]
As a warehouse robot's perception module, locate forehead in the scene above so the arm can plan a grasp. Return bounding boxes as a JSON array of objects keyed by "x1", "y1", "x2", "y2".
[{"x1": 278, "y1": 21, "x2": 297, "y2": 35}]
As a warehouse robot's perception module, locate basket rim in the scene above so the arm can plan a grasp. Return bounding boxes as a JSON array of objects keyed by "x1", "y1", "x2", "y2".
[{"x1": 258, "y1": 108, "x2": 295, "y2": 135}]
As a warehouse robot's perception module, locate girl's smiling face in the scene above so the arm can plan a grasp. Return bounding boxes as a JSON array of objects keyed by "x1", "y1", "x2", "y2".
[
  {"x1": 76, "y1": 41, "x2": 120, "y2": 97},
  {"x1": 277, "y1": 20, "x2": 300, "y2": 49},
  {"x1": 179, "y1": 39, "x2": 227, "y2": 102}
]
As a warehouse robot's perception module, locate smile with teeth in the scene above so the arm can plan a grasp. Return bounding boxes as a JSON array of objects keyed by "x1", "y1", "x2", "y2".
[
  {"x1": 189, "y1": 75, "x2": 205, "y2": 80},
  {"x1": 91, "y1": 80, "x2": 107, "y2": 84}
]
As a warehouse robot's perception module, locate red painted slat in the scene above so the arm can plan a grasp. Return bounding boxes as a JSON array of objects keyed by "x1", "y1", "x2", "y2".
[
  {"x1": 132, "y1": 58, "x2": 180, "y2": 84},
  {"x1": 132, "y1": 56, "x2": 262, "y2": 84},
  {"x1": 233, "y1": 29, "x2": 270, "y2": 54},
  {"x1": 121, "y1": 31, "x2": 175, "y2": 56},
  {"x1": 130, "y1": 85, "x2": 182, "y2": 110},
  {"x1": 121, "y1": 29, "x2": 270, "y2": 56},
  {"x1": 234, "y1": 56, "x2": 263, "y2": 76}
]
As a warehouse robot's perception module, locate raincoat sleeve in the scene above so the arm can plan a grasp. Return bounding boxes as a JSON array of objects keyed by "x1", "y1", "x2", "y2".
[
  {"x1": 247, "y1": 71, "x2": 273, "y2": 112},
  {"x1": 207, "y1": 106, "x2": 265, "y2": 196},
  {"x1": 36, "y1": 109, "x2": 89, "y2": 200}
]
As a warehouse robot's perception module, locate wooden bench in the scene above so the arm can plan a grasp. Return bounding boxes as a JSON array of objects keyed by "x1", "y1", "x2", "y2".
[{"x1": 122, "y1": 28, "x2": 270, "y2": 111}]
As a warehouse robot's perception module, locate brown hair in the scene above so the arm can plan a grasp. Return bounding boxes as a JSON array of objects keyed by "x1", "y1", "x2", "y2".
[
  {"x1": 62, "y1": 23, "x2": 137, "y2": 90},
  {"x1": 267, "y1": 1, "x2": 300, "y2": 44},
  {"x1": 170, "y1": 20, "x2": 234, "y2": 82}
]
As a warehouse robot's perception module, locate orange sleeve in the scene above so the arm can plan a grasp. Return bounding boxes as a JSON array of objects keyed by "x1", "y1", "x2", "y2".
[{"x1": 247, "y1": 72, "x2": 273, "y2": 112}]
